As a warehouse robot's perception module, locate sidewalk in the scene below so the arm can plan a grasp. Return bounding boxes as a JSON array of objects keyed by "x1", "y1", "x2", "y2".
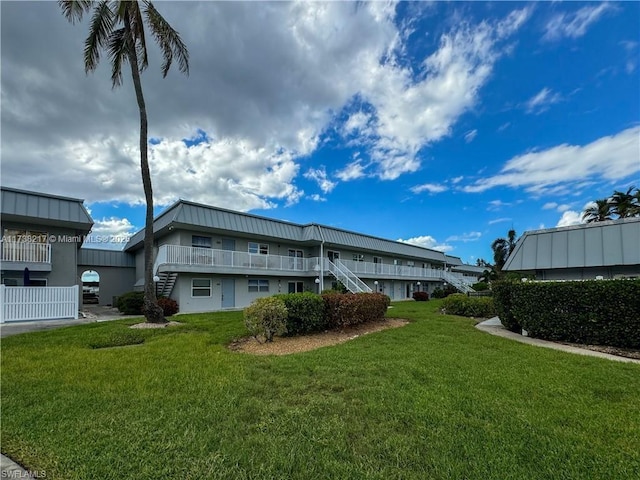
[
  {"x1": 1, "y1": 453, "x2": 32, "y2": 479},
  {"x1": 476, "y1": 317, "x2": 640, "y2": 364}
]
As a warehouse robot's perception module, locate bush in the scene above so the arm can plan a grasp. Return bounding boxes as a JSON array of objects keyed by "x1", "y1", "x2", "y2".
[
  {"x1": 442, "y1": 294, "x2": 496, "y2": 318},
  {"x1": 88, "y1": 329, "x2": 145, "y2": 349},
  {"x1": 157, "y1": 297, "x2": 179, "y2": 317},
  {"x1": 432, "y1": 285, "x2": 458, "y2": 298},
  {"x1": 116, "y1": 291, "x2": 144, "y2": 315},
  {"x1": 275, "y1": 292, "x2": 326, "y2": 335},
  {"x1": 413, "y1": 291, "x2": 429, "y2": 301},
  {"x1": 501, "y1": 280, "x2": 640, "y2": 348},
  {"x1": 492, "y1": 281, "x2": 521, "y2": 333},
  {"x1": 472, "y1": 281, "x2": 490, "y2": 291},
  {"x1": 243, "y1": 297, "x2": 288, "y2": 342},
  {"x1": 322, "y1": 292, "x2": 390, "y2": 329}
]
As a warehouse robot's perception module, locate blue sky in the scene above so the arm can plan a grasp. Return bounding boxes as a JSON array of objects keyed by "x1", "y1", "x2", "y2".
[{"x1": 2, "y1": 1, "x2": 639, "y2": 265}]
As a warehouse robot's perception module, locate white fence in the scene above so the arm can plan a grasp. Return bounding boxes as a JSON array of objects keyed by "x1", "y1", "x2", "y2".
[{"x1": 0, "y1": 285, "x2": 79, "y2": 323}]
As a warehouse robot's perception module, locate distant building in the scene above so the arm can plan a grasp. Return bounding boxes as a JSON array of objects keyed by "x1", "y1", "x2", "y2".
[{"x1": 503, "y1": 218, "x2": 640, "y2": 280}]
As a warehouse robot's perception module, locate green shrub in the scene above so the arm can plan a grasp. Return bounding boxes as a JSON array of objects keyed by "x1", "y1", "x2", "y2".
[
  {"x1": 472, "y1": 281, "x2": 490, "y2": 291},
  {"x1": 413, "y1": 291, "x2": 429, "y2": 301},
  {"x1": 243, "y1": 297, "x2": 288, "y2": 342},
  {"x1": 505, "y1": 280, "x2": 640, "y2": 348},
  {"x1": 492, "y1": 281, "x2": 521, "y2": 333},
  {"x1": 274, "y1": 292, "x2": 326, "y2": 335},
  {"x1": 88, "y1": 329, "x2": 145, "y2": 349},
  {"x1": 116, "y1": 291, "x2": 144, "y2": 315},
  {"x1": 442, "y1": 294, "x2": 496, "y2": 318},
  {"x1": 157, "y1": 297, "x2": 179, "y2": 317},
  {"x1": 432, "y1": 285, "x2": 458, "y2": 298},
  {"x1": 322, "y1": 293, "x2": 390, "y2": 329}
]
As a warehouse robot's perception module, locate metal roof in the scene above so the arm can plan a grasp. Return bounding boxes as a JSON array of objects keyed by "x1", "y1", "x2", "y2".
[
  {"x1": 78, "y1": 248, "x2": 135, "y2": 267},
  {"x1": 1, "y1": 186, "x2": 93, "y2": 231},
  {"x1": 125, "y1": 200, "x2": 447, "y2": 263},
  {"x1": 504, "y1": 217, "x2": 640, "y2": 271}
]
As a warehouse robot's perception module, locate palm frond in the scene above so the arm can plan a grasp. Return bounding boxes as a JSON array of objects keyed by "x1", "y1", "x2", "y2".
[
  {"x1": 143, "y1": 1, "x2": 190, "y2": 77},
  {"x1": 106, "y1": 28, "x2": 130, "y2": 87},
  {"x1": 83, "y1": 1, "x2": 115, "y2": 73},
  {"x1": 58, "y1": 0, "x2": 93, "y2": 24}
]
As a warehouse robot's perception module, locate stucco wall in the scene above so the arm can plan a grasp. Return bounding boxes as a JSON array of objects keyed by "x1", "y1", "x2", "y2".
[{"x1": 77, "y1": 265, "x2": 136, "y2": 306}]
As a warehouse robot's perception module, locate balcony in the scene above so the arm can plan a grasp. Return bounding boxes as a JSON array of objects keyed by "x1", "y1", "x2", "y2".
[
  {"x1": 154, "y1": 245, "x2": 455, "y2": 282},
  {"x1": 155, "y1": 245, "x2": 314, "y2": 276},
  {"x1": 1, "y1": 242, "x2": 52, "y2": 271}
]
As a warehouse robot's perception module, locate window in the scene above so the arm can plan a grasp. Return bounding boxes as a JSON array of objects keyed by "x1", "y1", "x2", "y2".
[
  {"x1": 248, "y1": 242, "x2": 269, "y2": 255},
  {"x1": 394, "y1": 259, "x2": 402, "y2": 266},
  {"x1": 353, "y1": 254, "x2": 364, "y2": 262},
  {"x1": 29, "y1": 279, "x2": 47, "y2": 286},
  {"x1": 248, "y1": 279, "x2": 269, "y2": 292},
  {"x1": 288, "y1": 281, "x2": 304, "y2": 293},
  {"x1": 2, "y1": 278, "x2": 18, "y2": 286},
  {"x1": 407, "y1": 261, "x2": 415, "y2": 267},
  {"x1": 191, "y1": 278, "x2": 211, "y2": 297},
  {"x1": 192, "y1": 235, "x2": 212, "y2": 248}
]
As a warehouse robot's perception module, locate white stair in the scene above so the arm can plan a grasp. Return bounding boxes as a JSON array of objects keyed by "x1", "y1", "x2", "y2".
[
  {"x1": 326, "y1": 259, "x2": 372, "y2": 293},
  {"x1": 441, "y1": 270, "x2": 475, "y2": 294}
]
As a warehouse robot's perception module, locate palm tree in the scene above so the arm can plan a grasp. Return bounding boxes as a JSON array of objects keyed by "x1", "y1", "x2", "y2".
[
  {"x1": 610, "y1": 186, "x2": 637, "y2": 218},
  {"x1": 491, "y1": 229, "x2": 517, "y2": 272},
  {"x1": 60, "y1": 1, "x2": 189, "y2": 323},
  {"x1": 581, "y1": 198, "x2": 614, "y2": 223}
]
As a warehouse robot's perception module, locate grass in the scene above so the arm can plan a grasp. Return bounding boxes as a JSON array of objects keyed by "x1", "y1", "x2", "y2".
[{"x1": 1, "y1": 301, "x2": 639, "y2": 479}]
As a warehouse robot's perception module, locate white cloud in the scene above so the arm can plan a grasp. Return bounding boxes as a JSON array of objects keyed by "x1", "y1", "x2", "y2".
[
  {"x1": 308, "y1": 194, "x2": 326, "y2": 202},
  {"x1": 397, "y1": 235, "x2": 453, "y2": 252},
  {"x1": 525, "y1": 87, "x2": 562, "y2": 114},
  {"x1": 556, "y1": 210, "x2": 584, "y2": 227},
  {"x1": 542, "y1": 202, "x2": 558, "y2": 210},
  {"x1": 445, "y1": 231, "x2": 482, "y2": 242},
  {"x1": 410, "y1": 183, "x2": 448, "y2": 194},
  {"x1": 84, "y1": 216, "x2": 138, "y2": 250},
  {"x1": 335, "y1": 161, "x2": 367, "y2": 182},
  {"x1": 488, "y1": 217, "x2": 512, "y2": 225},
  {"x1": 451, "y1": 176, "x2": 464, "y2": 184},
  {"x1": 544, "y1": 3, "x2": 615, "y2": 41},
  {"x1": 487, "y1": 199, "x2": 512, "y2": 211},
  {"x1": 464, "y1": 126, "x2": 640, "y2": 194},
  {"x1": 464, "y1": 129, "x2": 478, "y2": 143},
  {"x1": 304, "y1": 167, "x2": 336, "y2": 194},
  {"x1": 556, "y1": 204, "x2": 572, "y2": 213}
]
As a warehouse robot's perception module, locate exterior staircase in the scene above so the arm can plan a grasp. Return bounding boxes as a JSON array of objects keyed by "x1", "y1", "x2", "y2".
[
  {"x1": 441, "y1": 270, "x2": 475, "y2": 294},
  {"x1": 156, "y1": 272, "x2": 178, "y2": 298},
  {"x1": 326, "y1": 259, "x2": 372, "y2": 293}
]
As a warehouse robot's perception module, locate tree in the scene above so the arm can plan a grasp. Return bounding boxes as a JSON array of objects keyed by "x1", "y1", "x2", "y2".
[
  {"x1": 475, "y1": 258, "x2": 491, "y2": 268},
  {"x1": 581, "y1": 198, "x2": 614, "y2": 223},
  {"x1": 610, "y1": 186, "x2": 637, "y2": 218},
  {"x1": 60, "y1": 0, "x2": 189, "y2": 323},
  {"x1": 491, "y1": 229, "x2": 517, "y2": 272}
]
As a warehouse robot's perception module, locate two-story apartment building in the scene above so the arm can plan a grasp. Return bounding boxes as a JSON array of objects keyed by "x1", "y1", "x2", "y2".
[{"x1": 124, "y1": 199, "x2": 477, "y2": 313}]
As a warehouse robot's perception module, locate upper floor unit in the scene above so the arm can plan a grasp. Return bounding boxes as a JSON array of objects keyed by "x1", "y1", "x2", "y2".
[
  {"x1": 125, "y1": 199, "x2": 480, "y2": 284},
  {"x1": 1, "y1": 187, "x2": 93, "y2": 277}
]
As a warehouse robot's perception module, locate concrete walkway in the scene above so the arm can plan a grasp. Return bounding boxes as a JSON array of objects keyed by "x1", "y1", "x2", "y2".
[
  {"x1": 476, "y1": 317, "x2": 640, "y2": 364},
  {"x1": 1, "y1": 452, "x2": 33, "y2": 479}
]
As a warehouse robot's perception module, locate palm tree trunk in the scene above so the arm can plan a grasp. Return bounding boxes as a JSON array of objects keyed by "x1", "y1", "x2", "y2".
[{"x1": 125, "y1": 12, "x2": 165, "y2": 323}]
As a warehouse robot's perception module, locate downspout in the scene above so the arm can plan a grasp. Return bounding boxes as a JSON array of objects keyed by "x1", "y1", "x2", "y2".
[{"x1": 317, "y1": 224, "x2": 325, "y2": 292}]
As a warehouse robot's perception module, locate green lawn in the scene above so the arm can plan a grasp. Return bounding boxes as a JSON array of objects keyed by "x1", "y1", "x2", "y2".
[{"x1": 2, "y1": 301, "x2": 639, "y2": 480}]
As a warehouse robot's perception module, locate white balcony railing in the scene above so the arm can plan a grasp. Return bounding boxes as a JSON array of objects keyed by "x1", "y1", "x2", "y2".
[
  {"x1": 154, "y1": 245, "x2": 474, "y2": 290},
  {"x1": 1, "y1": 242, "x2": 51, "y2": 264},
  {"x1": 157, "y1": 245, "x2": 313, "y2": 273}
]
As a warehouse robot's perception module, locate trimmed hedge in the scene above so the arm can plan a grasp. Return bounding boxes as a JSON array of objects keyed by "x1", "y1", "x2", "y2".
[
  {"x1": 116, "y1": 292, "x2": 179, "y2": 317},
  {"x1": 492, "y1": 281, "x2": 521, "y2": 333},
  {"x1": 413, "y1": 291, "x2": 429, "y2": 301},
  {"x1": 116, "y1": 291, "x2": 144, "y2": 315},
  {"x1": 322, "y1": 292, "x2": 390, "y2": 329},
  {"x1": 275, "y1": 292, "x2": 327, "y2": 335},
  {"x1": 442, "y1": 294, "x2": 496, "y2": 318},
  {"x1": 88, "y1": 329, "x2": 145, "y2": 349},
  {"x1": 494, "y1": 280, "x2": 640, "y2": 348}
]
